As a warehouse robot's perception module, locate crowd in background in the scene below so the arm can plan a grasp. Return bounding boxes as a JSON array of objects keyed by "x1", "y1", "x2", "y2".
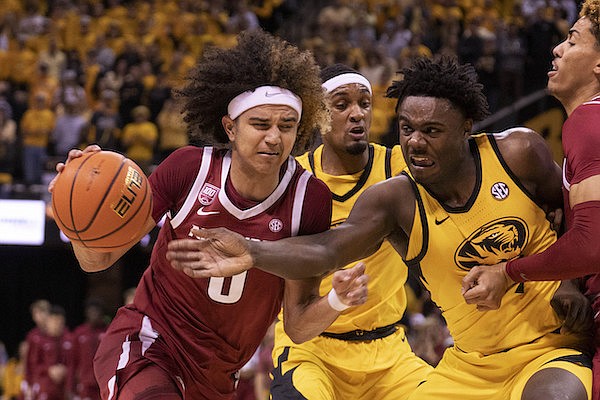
[
  {"x1": 0, "y1": 0, "x2": 576, "y2": 195},
  {"x1": 0, "y1": 0, "x2": 578, "y2": 398}
]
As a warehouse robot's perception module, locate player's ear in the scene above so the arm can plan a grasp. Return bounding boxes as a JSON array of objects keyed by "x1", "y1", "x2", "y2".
[
  {"x1": 593, "y1": 55, "x2": 600, "y2": 77},
  {"x1": 222, "y1": 115, "x2": 236, "y2": 142},
  {"x1": 463, "y1": 119, "x2": 473, "y2": 138}
]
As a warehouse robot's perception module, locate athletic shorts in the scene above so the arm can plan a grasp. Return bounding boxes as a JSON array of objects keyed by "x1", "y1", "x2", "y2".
[
  {"x1": 94, "y1": 307, "x2": 236, "y2": 400},
  {"x1": 407, "y1": 333, "x2": 592, "y2": 400},
  {"x1": 271, "y1": 327, "x2": 432, "y2": 399}
]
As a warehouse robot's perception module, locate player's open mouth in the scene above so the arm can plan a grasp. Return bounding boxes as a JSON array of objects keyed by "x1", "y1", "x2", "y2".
[
  {"x1": 349, "y1": 126, "x2": 366, "y2": 139},
  {"x1": 410, "y1": 156, "x2": 434, "y2": 167}
]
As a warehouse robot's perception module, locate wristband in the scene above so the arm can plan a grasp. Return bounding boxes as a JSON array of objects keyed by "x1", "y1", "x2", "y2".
[{"x1": 327, "y1": 288, "x2": 351, "y2": 312}]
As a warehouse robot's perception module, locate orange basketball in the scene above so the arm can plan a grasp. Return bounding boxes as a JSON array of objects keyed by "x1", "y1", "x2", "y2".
[{"x1": 51, "y1": 151, "x2": 153, "y2": 252}]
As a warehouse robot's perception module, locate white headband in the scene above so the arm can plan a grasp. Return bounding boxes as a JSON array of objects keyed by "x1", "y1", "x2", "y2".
[
  {"x1": 227, "y1": 86, "x2": 303, "y2": 120},
  {"x1": 322, "y1": 73, "x2": 372, "y2": 94}
]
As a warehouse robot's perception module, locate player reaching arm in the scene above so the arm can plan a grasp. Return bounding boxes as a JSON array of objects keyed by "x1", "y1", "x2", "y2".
[{"x1": 166, "y1": 174, "x2": 414, "y2": 280}]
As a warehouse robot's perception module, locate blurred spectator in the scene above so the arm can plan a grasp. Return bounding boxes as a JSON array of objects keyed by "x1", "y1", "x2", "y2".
[
  {"x1": 524, "y1": 6, "x2": 563, "y2": 92},
  {"x1": 397, "y1": 33, "x2": 432, "y2": 69},
  {"x1": 475, "y1": 35, "x2": 499, "y2": 112},
  {"x1": 0, "y1": 99, "x2": 16, "y2": 185},
  {"x1": 1, "y1": 341, "x2": 27, "y2": 400},
  {"x1": 155, "y1": 97, "x2": 187, "y2": 163},
  {"x1": 146, "y1": 71, "x2": 171, "y2": 122},
  {"x1": 458, "y1": 16, "x2": 484, "y2": 67},
  {"x1": 317, "y1": 0, "x2": 354, "y2": 37},
  {"x1": 86, "y1": 89, "x2": 122, "y2": 152},
  {"x1": 16, "y1": 3, "x2": 49, "y2": 44},
  {"x1": 26, "y1": 305, "x2": 71, "y2": 400},
  {"x1": 497, "y1": 20, "x2": 527, "y2": 108},
  {"x1": 20, "y1": 92, "x2": 55, "y2": 186},
  {"x1": 68, "y1": 299, "x2": 107, "y2": 400},
  {"x1": 93, "y1": 35, "x2": 116, "y2": 74},
  {"x1": 407, "y1": 313, "x2": 452, "y2": 367},
  {"x1": 121, "y1": 105, "x2": 158, "y2": 174},
  {"x1": 29, "y1": 62, "x2": 58, "y2": 108},
  {"x1": 378, "y1": 15, "x2": 412, "y2": 59},
  {"x1": 50, "y1": 99, "x2": 87, "y2": 158},
  {"x1": 23, "y1": 299, "x2": 51, "y2": 400},
  {"x1": 227, "y1": 2, "x2": 260, "y2": 32},
  {"x1": 38, "y1": 36, "x2": 66, "y2": 82},
  {"x1": 117, "y1": 65, "x2": 144, "y2": 126},
  {"x1": 53, "y1": 69, "x2": 87, "y2": 115}
]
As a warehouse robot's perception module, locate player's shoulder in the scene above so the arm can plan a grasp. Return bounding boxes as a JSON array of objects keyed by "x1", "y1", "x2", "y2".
[
  {"x1": 295, "y1": 149, "x2": 311, "y2": 166},
  {"x1": 489, "y1": 127, "x2": 548, "y2": 158},
  {"x1": 301, "y1": 164, "x2": 331, "y2": 198},
  {"x1": 571, "y1": 99, "x2": 600, "y2": 122},
  {"x1": 367, "y1": 169, "x2": 416, "y2": 204},
  {"x1": 490, "y1": 126, "x2": 539, "y2": 142},
  {"x1": 154, "y1": 145, "x2": 215, "y2": 174},
  {"x1": 295, "y1": 145, "x2": 318, "y2": 172}
]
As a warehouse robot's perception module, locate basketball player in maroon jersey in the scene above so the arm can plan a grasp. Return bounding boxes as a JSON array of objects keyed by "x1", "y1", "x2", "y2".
[
  {"x1": 49, "y1": 30, "x2": 368, "y2": 400},
  {"x1": 462, "y1": 0, "x2": 600, "y2": 397}
]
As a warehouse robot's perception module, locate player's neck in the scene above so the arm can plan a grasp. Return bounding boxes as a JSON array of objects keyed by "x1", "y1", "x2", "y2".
[
  {"x1": 563, "y1": 88, "x2": 600, "y2": 116},
  {"x1": 320, "y1": 145, "x2": 369, "y2": 175},
  {"x1": 228, "y1": 162, "x2": 283, "y2": 202}
]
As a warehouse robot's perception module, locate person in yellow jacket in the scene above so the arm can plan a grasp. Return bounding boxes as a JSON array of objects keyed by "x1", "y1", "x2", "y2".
[
  {"x1": 270, "y1": 64, "x2": 432, "y2": 399},
  {"x1": 121, "y1": 105, "x2": 158, "y2": 174},
  {"x1": 20, "y1": 92, "x2": 55, "y2": 186},
  {"x1": 1, "y1": 341, "x2": 27, "y2": 400}
]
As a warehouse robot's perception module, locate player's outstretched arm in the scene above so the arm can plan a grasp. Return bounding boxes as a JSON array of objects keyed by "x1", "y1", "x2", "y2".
[
  {"x1": 282, "y1": 262, "x2": 369, "y2": 344},
  {"x1": 167, "y1": 227, "x2": 254, "y2": 278},
  {"x1": 168, "y1": 176, "x2": 412, "y2": 280}
]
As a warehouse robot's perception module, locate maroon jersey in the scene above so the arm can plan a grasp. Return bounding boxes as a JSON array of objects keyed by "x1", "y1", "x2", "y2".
[
  {"x1": 561, "y1": 97, "x2": 600, "y2": 318},
  {"x1": 24, "y1": 327, "x2": 44, "y2": 394},
  {"x1": 69, "y1": 323, "x2": 106, "y2": 399},
  {"x1": 28, "y1": 331, "x2": 72, "y2": 400},
  {"x1": 94, "y1": 146, "x2": 332, "y2": 400}
]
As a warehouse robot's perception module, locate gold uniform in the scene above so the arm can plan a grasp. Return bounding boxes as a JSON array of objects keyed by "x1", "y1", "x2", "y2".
[
  {"x1": 405, "y1": 133, "x2": 592, "y2": 399},
  {"x1": 271, "y1": 144, "x2": 432, "y2": 399}
]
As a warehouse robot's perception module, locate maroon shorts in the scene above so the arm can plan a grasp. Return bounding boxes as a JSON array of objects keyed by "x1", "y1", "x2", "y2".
[{"x1": 93, "y1": 307, "x2": 237, "y2": 400}]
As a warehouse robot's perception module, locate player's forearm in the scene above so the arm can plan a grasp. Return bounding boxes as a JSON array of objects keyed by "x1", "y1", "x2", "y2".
[
  {"x1": 72, "y1": 243, "x2": 123, "y2": 272},
  {"x1": 283, "y1": 296, "x2": 343, "y2": 344},
  {"x1": 506, "y1": 201, "x2": 600, "y2": 281},
  {"x1": 249, "y1": 238, "x2": 342, "y2": 279}
]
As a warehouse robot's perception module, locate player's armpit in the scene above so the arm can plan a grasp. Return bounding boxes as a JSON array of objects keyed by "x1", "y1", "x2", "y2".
[{"x1": 569, "y1": 174, "x2": 600, "y2": 207}]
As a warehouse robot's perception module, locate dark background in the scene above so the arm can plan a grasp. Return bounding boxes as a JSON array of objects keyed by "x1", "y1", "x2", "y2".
[{"x1": 0, "y1": 218, "x2": 154, "y2": 357}]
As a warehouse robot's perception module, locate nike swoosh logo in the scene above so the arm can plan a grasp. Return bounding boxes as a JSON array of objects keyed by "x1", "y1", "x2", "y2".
[
  {"x1": 197, "y1": 206, "x2": 219, "y2": 216},
  {"x1": 265, "y1": 91, "x2": 280, "y2": 97},
  {"x1": 435, "y1": 216, "x2": 449, "y2": 225}
]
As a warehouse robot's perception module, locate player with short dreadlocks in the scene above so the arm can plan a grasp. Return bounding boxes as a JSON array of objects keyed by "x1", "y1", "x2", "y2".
[
  {"x1": 386, "y1": 56, "x2": 490, "y2": 123},
  {"x1": 180, "y1": 56, "x2": 593, "y2": 399},
  {"x1": 51, "y1": 29, "x2": 369, "y2": 400}
]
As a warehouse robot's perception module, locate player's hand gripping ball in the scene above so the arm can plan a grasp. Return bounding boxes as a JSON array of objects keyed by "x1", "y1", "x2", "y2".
[{"x1": 51, "y1": 151, "x2": 152, "y2": 251}]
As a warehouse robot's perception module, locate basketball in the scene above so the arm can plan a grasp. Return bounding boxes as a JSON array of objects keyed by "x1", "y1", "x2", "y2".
[{"x1": 51, "y1": 151, "x2": 153, "y2": 252}]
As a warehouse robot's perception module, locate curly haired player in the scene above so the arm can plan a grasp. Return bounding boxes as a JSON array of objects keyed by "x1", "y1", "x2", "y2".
[{"x1": 50, "y1": 29, "x2": 368, "y2": 400}]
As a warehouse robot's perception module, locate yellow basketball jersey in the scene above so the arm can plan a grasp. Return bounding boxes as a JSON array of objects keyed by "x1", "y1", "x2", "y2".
[
  {"x1": 276, "y1": 144, "x2": 407, "y2": 338},
  {"x1": 405, "y1": 133, "x2": 566, "y2": 355}
]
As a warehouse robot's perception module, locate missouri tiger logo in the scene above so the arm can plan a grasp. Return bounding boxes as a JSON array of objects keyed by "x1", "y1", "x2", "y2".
[{"x1": 455, "y1": 217, "x2": 528, "y2": 270}]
